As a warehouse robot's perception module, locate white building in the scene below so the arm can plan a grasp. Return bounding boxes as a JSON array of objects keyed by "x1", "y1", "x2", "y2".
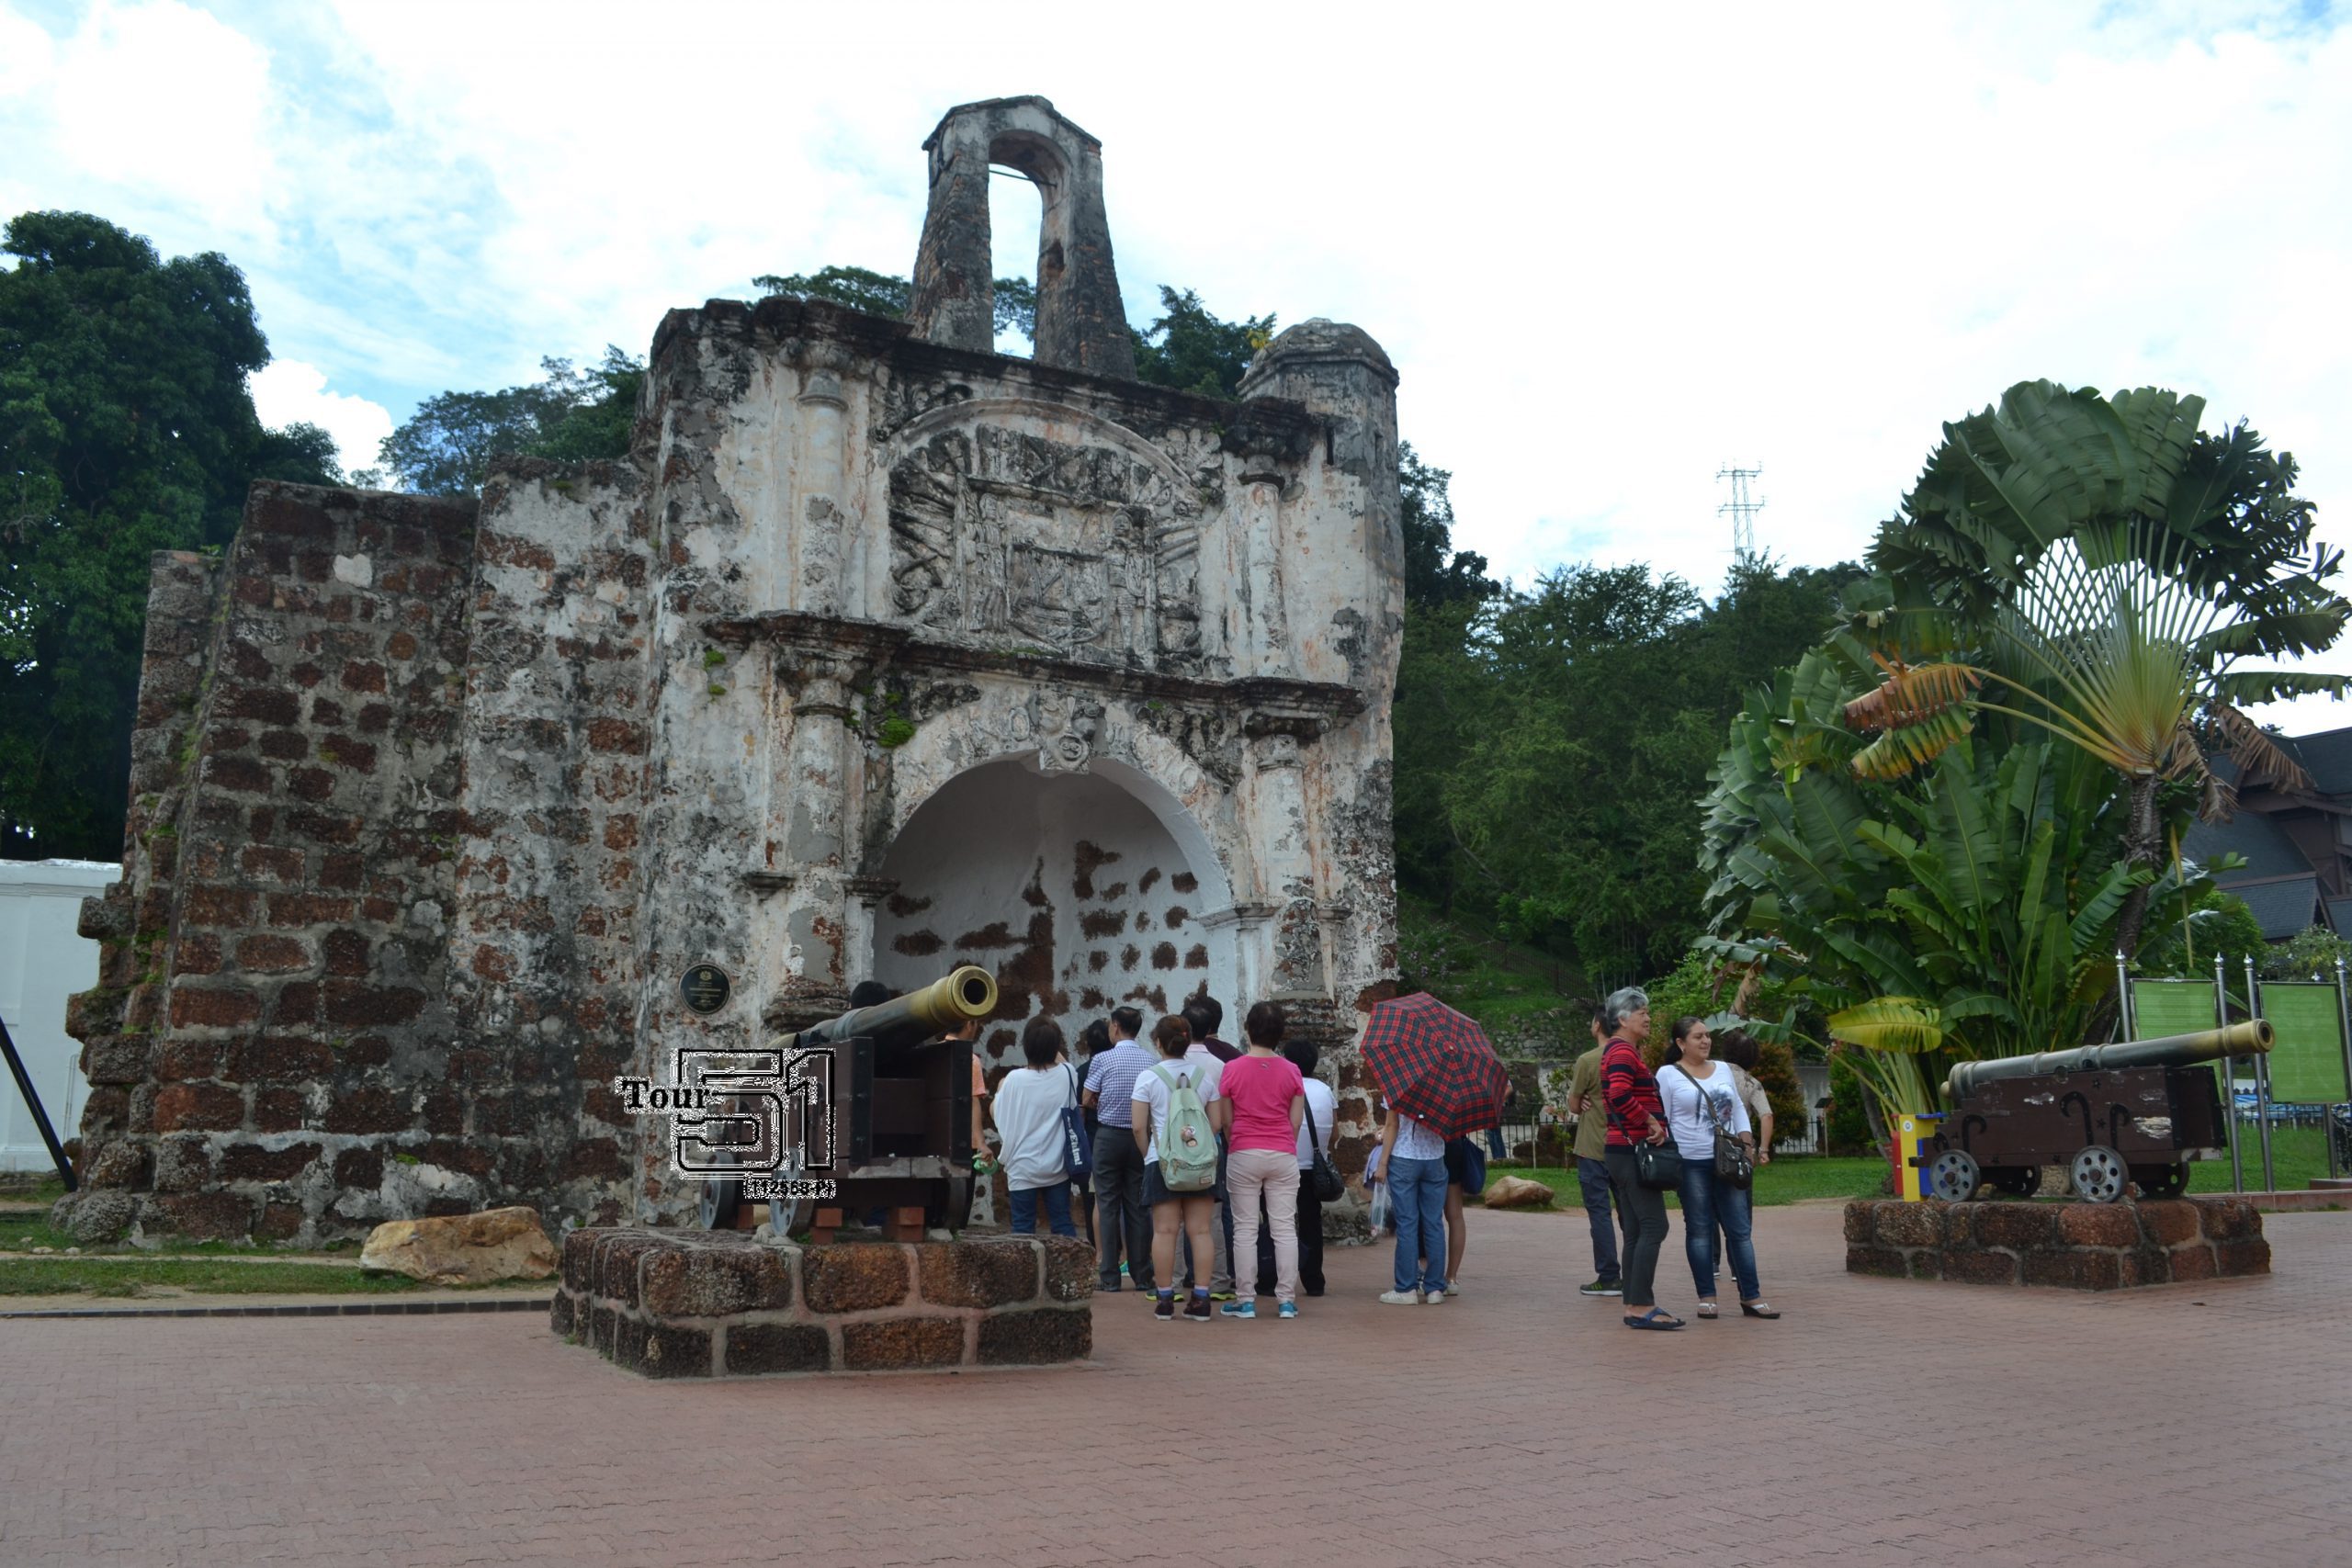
[{"x1": 1, "y1": 860, "x2": 114, "y2": 1174}]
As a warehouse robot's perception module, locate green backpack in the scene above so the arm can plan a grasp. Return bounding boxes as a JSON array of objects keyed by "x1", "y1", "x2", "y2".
[{"x1": 1149, "y1": 1063, "x2": 1219, "y2": 1192}]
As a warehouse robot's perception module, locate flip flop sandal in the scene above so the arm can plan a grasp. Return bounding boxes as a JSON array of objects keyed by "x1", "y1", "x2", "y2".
[
  {"x1": 1741, "y1": 1301, "x2": 1781, "y2": 1319},
  {"x1": 1694, "y1": 1303, "x2": 1719, "y2": 1319},
  {"x1": 1623, "y1": 1308, "x2": 1684, "y2": 1330}
]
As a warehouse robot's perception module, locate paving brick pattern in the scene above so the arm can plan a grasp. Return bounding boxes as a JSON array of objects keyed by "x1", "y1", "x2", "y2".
[{"x1": 3, "y1": 1205, "x2": 2346, "y2": 1565}]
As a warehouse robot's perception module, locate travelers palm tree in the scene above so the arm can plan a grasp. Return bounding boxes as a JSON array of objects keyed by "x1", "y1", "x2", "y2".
[{"x1": 1839, "y1": 383, "x2": 2349, "y2": 958}]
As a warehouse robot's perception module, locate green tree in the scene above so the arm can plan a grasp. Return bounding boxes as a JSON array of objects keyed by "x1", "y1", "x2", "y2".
[
  {"x1": 374, "y1": 347, "x2": 642, "y2": 496},
  {"x1": 755, "y1": 265, "x2": 1037, "y2": 339},
  {"x1": 1, "y1": 210, "x2": 335, "y2": 860},
  {"x1": 1399, "y1": 444, "x2": 1495, "y2": 609},
  {"x1": 1129, "y1": 287, "x2": 1273, "y2": 399},
  {"x1": 1404, "y1": 555, "x2": 1851, "y2": 981},
  {"x1": 2136, "y1": 891, "x2": 2267, "y2": 978}
]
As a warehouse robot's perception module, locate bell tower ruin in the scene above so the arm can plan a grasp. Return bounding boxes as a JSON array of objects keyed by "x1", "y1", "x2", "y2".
[{"x1": 55, "y1": 94, "x2": 1404, "y2": 1245}]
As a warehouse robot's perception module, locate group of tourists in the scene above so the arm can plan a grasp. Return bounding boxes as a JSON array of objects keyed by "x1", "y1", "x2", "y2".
[
  {"x1": 978, "y1": 995, "x2": 1337, "y2": 1320},
  {"x1": 975, "y1": 983, "x2": 1780, "y2": 1332},
  {"x1": 1570, "y1": 986, "x2": 1781, "y2": 1328}
]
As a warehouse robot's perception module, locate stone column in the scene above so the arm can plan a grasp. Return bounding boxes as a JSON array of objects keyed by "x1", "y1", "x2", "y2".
[
  {"x1": 1238, "y1": 473, "x2": 1292, "y2": 675},
  {"x1": 790, "y1": 356, "x2": 851, "y2": 616},
  {"x1": 843, "y1": 874, "x2": 899, "y2": 993},
  {"x1": 763, "y1": 647, "x2": 861, "y2": 1030}
]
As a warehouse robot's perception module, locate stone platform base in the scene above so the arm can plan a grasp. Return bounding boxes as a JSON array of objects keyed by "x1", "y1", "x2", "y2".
[
  {"x1": 554, "y1": 1228, "x2": 1091, "y2": 1377},
  {"x1": 1845, "y1": 1196, "x2": 2268, "y2": 1290}
]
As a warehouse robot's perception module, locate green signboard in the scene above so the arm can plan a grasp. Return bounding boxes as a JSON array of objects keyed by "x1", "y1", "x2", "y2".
[
  {"x1": 2131, "y1": 978, "x2": 2222, "y2": 1041},
  {"x1": 2251, "y1": 983, "x2": 2350, "y2": 1103}
]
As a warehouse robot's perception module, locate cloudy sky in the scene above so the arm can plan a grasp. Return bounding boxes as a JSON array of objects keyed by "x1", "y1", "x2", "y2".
[{"x1": 6, "y1": 0, "x2": 2351, "y2": 728}]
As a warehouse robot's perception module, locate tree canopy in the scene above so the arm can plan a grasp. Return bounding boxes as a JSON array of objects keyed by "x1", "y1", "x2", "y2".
[
  {"x1": 372, "y1": 347, "x2": 643, "y2": 496},
  {"x1": 1, "y1": 210, "x2": 338, "y2": 860}
]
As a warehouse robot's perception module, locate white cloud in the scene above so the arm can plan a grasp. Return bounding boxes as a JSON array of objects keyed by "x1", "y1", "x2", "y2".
[
  {"x1": 6, "y1": 0, "x2": 2352, "y2": 732},
  {"x1": 248, "y1": 359, "x2": 392, "y2": 478},
  {"x1": 0, "y1": 0, "x2": 278, "y2": 248}
]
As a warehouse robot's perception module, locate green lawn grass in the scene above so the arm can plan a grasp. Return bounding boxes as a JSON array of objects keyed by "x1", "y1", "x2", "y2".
[
  {"x1": 0, "y1": 1177, "x2": 67, "y2": 1209},
  {"x1": 1490, "y1": 1123, "x2": 2335, "y2": 1211},
  {"x1": 2187, "y1": 1124, "x2": 2330, "y2": 1192},
  {"x1": 0, "y1": 1258, "x2": 440, "y2": 1298},
  {"x1": 0, "y1": 1218, "x2": 356, "y2": 1256},
  {"x1": 1483, "y1": 1156, "x2": 1893, "y2": 1210}
]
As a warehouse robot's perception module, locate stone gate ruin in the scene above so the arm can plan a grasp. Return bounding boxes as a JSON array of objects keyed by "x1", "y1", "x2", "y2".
[{"x1": 56, "y1": 95, "x2": 1402, "y2": 1245}]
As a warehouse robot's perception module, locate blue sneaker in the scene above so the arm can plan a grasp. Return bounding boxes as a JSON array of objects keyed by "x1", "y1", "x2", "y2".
[
  {"x1": 1218, "y1": 1299, "x2": 1257, "y2": 1319},
  {"x1": 1277, "y1": 1302, "x2": 1298, "y2": 1320}
]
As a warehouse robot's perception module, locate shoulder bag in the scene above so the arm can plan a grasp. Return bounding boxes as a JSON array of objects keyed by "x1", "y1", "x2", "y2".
[
  {"x1": 1302, "y1": 1091, "x2": 1343, "y2": 1202},
  {"x1": 1608, "y1": 1046, "x2": 1684, "y2": 1189},
  {"x1": 1632, "y1": 1138, "x2": 1685, "y2": 1190},
  {"x1": 1057, "y1": 1065, "x2": 1093, "y2": 1181},
  {"x1": 1673, "y1": 1064, "x2": 1754, "y2": 1190}
]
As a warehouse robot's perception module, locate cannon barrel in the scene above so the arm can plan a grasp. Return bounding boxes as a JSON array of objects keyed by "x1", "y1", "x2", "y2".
[
  {"x1": 1945, "y1": 1020, "x2": 2272, "y2": 1100},
  {"x1": 781, "y1": 965, "x2": 1000, "y2": 1052}
]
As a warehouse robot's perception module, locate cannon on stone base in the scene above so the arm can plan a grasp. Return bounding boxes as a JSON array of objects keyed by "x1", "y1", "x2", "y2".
[
  {"x1": 1918, "y1": 1021, "x2": 2274, "y2": 1203},
  {"x1": 695, "y1": 966, "x2": 996, "y2": 1235}
]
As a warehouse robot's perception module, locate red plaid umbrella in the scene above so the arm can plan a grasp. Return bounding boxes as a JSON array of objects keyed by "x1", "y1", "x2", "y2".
[{"x1": 1357, "y1": 992, "x2": 1510, "y2": 1140}]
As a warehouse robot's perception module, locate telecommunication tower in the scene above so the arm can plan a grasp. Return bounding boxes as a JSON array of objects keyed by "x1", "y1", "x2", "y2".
[{"x1": 1717, "y1": 464, "x2": 1765, "y2": 557}]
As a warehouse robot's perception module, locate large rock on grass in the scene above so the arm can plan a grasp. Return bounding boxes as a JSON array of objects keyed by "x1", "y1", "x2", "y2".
[
  {"x1": 360, "y1": 1206, "x2": 558, "y2": 1285},
  {"x1": 1480, "y1": 1175, "x2": 1555, "y2": 1210}
]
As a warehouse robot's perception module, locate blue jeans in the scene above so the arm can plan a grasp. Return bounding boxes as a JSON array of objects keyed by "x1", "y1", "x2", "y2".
[
  {"x1": 1009, "y1": 1183, "x2": 1076, "y2": 1237},
  {"x1": 1677, "y1": 1161, "x2": 1758, "y2": 1301},
  {"x1": 1577, "y1": 1156, "x2": 1621, "y2": 1283},
  {"x1": 1387, "y1": 1155, "x2": 1448, "y2": 1293}
]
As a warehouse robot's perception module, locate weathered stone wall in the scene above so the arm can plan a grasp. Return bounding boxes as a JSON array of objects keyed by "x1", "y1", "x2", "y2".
[
  {"x1": 446, "y1": 460, "x2": 655, "y2": 1225},
  {"x1": 66, "y1": 486, "x2": 482, "y2": 1243},
  {"x1": 1845, "y1": 1197, "x2": 2270, "y2": 1289},
  {"x1": 555, "y1": 1227, "x2": 1092, "y2": 1376}
]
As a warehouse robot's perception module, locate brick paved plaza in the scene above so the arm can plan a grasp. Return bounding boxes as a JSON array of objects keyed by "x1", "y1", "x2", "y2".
[{"x1": 4, "y1": 1203, "x2": 2346, "y2": 1566}]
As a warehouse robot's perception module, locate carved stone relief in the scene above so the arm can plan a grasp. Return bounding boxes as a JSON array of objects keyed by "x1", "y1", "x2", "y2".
[{"x1": 887, "y1": 422, "x2": 1204, "y2": 670}]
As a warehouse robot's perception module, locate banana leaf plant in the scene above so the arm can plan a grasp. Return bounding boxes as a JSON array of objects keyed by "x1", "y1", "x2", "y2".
[{"x1": 1700, "y1": 644, "x2": 2215, "y2": 1130}]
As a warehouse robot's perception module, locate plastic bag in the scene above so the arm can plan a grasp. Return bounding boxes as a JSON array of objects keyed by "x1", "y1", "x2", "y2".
[{"x1": 1366, "y1": 1182, "x2": 1392, "y2": 1235}]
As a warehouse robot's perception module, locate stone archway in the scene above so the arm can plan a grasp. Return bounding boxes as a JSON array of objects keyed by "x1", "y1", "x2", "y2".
[{"x1": 868, "y1": 756, "x2": 1237, "y2": 1066}]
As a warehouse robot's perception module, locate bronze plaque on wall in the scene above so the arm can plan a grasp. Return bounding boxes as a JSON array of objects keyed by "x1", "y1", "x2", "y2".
[{"x1": 680, "y1": 963, "x2": 733, "y2": 1016}]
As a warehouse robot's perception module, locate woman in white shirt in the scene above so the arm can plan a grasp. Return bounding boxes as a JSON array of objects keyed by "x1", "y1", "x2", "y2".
[
  {"x1": 989, "y1": 1018, "x2": 1081, "y2": 1237},
  {"x1": 1658, "y1": 1017, "x2": 1777, "y2": 1320}
]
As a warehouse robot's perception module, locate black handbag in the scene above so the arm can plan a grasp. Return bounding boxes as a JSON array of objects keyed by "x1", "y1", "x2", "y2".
[
  {"x1": 1303, "y1": 1094, "x2": 1343, "y2": 1202},
  {"x1": 1674, "y1": 1065, "x2": 1754, "y2": 1190},
  {"x1": 1632, "y1": 1138, "x2": 1685, "y2": 1190}
]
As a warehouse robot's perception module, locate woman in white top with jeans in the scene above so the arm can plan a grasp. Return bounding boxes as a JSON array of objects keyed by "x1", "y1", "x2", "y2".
[
  {"x1": 1370, "y1": 1095, "x2": 1450, "y2": 1304},
  {"x1": 1658, "y1": 1017, "x2": 1777, "y2": 1320}
]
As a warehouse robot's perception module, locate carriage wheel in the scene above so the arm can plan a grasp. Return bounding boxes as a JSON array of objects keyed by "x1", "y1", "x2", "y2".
[
  {"x1": 762, "y1": 1196, "x2": 815, "y2": 1239},
  {"x1": 696, "y1": 1177, "x2": 743, "y2": 1230},
  {"x1": 2133, "y1": 1162, "x2": 2190, "y2": 1200},
  {"x1": 2069, "y1": 1145, "x2": 2129, "y2": 1204},
  {"x1": 1986, "y1": 1165, "x2": 2042, "y2": 1199},
  {"x1": 1927, "y1": 1149, "x2": 1983, "y2": 1202}
]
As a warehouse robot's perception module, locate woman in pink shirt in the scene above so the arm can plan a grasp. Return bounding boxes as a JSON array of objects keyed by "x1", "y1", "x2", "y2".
[{"x1": 1218, "y1": 1002, "x2": 1307, "y2": 1320}]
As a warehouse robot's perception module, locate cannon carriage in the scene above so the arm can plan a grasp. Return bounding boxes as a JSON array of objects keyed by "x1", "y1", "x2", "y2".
[
  {"x1": 692, "y1": 966, "x2": 998, "y2": 1236},
  {"x1": 1918, "y1": 1021, "x2": 2274, "y2": 1203}
]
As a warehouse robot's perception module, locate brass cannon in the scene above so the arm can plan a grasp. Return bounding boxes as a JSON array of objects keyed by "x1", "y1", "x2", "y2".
[
  {"x1": 1920, "y1": 1021, "x2": 2274, "y2": 1203},
  {"x1": 694, "y1": 966, "x2": 999, "y2": 1236}
]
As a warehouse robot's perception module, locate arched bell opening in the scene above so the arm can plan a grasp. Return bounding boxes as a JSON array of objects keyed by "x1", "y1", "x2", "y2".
[{"x1": 870, "y1": 757, "x2": 1237, "y2": 1071}]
